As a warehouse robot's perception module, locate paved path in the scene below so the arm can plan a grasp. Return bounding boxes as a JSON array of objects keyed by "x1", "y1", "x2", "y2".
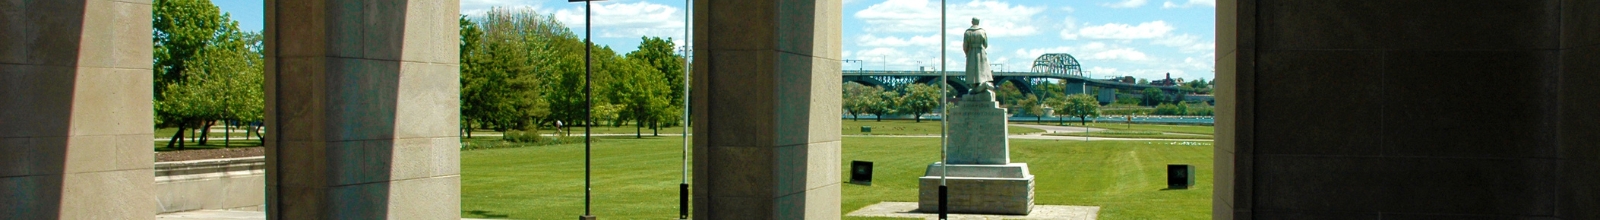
[{"x1": 847, "y1": 202, "x2": 1099, "y2": 220}]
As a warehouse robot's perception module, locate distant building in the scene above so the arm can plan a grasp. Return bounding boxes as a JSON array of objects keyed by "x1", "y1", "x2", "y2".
[{"x1": 1151, "y1": 73, "x2": 1178, "y2": 86}]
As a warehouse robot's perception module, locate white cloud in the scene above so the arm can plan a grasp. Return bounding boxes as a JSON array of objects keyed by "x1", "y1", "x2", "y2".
[
  {"x1": 554, "y1": 1, "x2": 685, "y2": 38},
  {"x1": 1014, "y1": 42, "x2": 1150, "y2": 63},
  {"x1": 1150, "y1": 34, "x2": 1214, "y2": 53},
  {"x1": 1102, "y1": 0, "x2": 1147, "y2": 8},
  {"x1": 1058, "y1": 17, "x2": 1080, "y2": 40},
  {"x1": 857, "y1": 34, "x2": 941, "y2": 47},
  {"x1": 855, "y1": 0, "x2": 1045, "y2": 37},
  {"x1": 1078, "y1": 21, "x2": 1174, "y2": 39},
  {"x1": 461, "y1": 0, "x2": 542, "y2": 16},
  {"x1": 1161, "y1": 0, "x2": 1216, "y2": 8},
  {"x1": 1087, "y1": 66, "x2": 1118, "y2": 76}
]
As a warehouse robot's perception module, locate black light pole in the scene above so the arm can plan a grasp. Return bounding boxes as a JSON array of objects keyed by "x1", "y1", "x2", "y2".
[{"x1": 568, "y1": 1, "x2": 604, "y2": 220}]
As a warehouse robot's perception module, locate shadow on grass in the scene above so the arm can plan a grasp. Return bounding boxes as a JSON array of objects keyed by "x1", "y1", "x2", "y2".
[{"x1": 465, "y1": 210, "x2": 510, "y2": 219}]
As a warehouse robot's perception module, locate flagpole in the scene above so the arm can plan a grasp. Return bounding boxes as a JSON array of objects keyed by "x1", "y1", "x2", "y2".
[
  {"x1": 679, "y1": 0, "x2": 692, "y2": 219},
  {"x1": 938, "y1": 0, "x2": 949, "y2": 219}
]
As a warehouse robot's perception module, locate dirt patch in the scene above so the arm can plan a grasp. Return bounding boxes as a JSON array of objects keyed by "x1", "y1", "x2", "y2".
[{"x1": 156, "y1": 147, "x2": 264, "y2": 162}]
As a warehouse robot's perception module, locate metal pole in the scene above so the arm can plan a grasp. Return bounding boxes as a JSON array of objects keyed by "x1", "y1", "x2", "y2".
[
  {"x1": 680, "y1": 1, "x2": 691, "y2": 219},
  {"x1": 938, "y1": 1, "x2": 948, "y2": 219},
  {"x1": 583, "y1": 0, "x2": 594, "y2": 219}
]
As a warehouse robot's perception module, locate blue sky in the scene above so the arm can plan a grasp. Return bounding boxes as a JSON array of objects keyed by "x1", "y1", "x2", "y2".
[{"x1": 217, "y1": 0, "x2": 1215, "y2": 81}]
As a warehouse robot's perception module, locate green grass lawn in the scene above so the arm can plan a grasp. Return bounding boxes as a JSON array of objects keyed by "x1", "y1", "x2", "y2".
[
  {"x1": 1043, "y1": 130, "x2": 1215, "y2": 140},
  {"x1": 153, "y1": 128, "x2": 265, "y2": 151},
  {"x1": 841, "y1": 120, "x2": 1045, "y2": 135},
  {"x1": 461, "y1": 136, "x2": 1212, "y2": 219},
  {"x1": 1078, "y1": 123, "x2": 1216, "y2": 135}
]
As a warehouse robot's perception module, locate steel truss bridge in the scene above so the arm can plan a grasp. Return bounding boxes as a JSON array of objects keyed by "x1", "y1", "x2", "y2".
[{"x1": 842, "y1": 53, "x2": 1183, "y2": 103}]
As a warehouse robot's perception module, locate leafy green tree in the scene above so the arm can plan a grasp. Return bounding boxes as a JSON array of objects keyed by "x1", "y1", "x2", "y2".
[
  {"x1": 608, "y1": 57, "x2": 671, "y2": 138},
  {"x1": 1141, "y1": 88, "x2": 1165, "y2": 106},
  {"x1": 842, "y1": 82, "x2": 878, "y2": 121},
  {"x1": 871, "y1": 90, "x2": 899, "y2": 121},
  {"x1": 153, "y1": 0, "x2": 262, "y2": 149},
  {"x1": 463, "y1": 8, "x2": 581, "y2": 131},
  {"x1": 626, "y1": 37, "x2": 686, "y2": 110},
  {"x1": 1055, "y1": 94, "x2": 1100, "y2": 125},
  {"x1": 995, "y1": 81, "x2": 1023, "y2": 106},
  {"x1": 899, "y1": 84, "x2": 941, "y2": 123},
  {"x1": 1016, "y1": 94, "x2": 1043, "y2": 124}
]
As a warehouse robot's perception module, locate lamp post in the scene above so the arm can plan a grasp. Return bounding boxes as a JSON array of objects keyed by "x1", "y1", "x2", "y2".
[{"x1": 567, "y1": 1, "x2": 605, "y2": 219}]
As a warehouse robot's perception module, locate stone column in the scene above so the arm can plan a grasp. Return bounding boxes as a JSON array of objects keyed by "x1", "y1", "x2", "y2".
[
  {"x1": 265, "y1": 0, "x2": 460, "y2": 219},
  {"x1": 691, "y1": 0, "x2": 842, "y2": 219},
  {"x1": 0, "y1": 0, "x2": 155, "y2": 219}
]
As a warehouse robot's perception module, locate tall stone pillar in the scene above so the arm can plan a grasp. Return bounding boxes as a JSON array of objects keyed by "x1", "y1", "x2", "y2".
[
  {"x1": 265, "y1": 0, "x2": 460, "y2": 219},
  {"x1": 0, "y1": 0, "x2": 155, "y2": 219},
  {"x1": 691, "y1": 0, "x2": 842, "y2": 219}
]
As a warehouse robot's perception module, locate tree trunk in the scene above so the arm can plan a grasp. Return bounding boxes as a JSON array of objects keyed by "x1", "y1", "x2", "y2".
[
  {"x1": 652, "y1": 120, "x2": 659, "y2": 137},
  {"x1": 875, "y1": 114, "x2": 882, "y2": 122},
  {"x1": 198, "y1": 121, "x2": 213, "y2": 145},
  {"x1": 167, "y1": 125, "x2": 185, "y2": 150},
  {"x1": 914, "y1": 113, "x2": 921, "y2": 123},
  {"x1": 637, "y1": 119, "x2": 642, "y2": 138}
]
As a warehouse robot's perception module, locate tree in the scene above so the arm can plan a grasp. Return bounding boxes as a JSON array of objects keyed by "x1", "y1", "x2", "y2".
[
  {"x1": 842, "y1": 82, "x2": 877, "y2": 121},
  {"x1": 626, "y1": 36, "x2": 687, "y2": 111},
  {"x1": 1016, "y1": 94, "x2": 1043, "y2": 124},
  {"x1": 154, "y1": 0, "x2": 263, "y2": 149},
  {"x1": 871, "y1": 90, "x2": 900, "y2": 121},
  {"x1": 462, "y1": 8, "x2": 579, "y2": 131},
  {"x1": 899, "y1": 84, "x2": 941, "y2": 123},
  {"x1": 626, "y1": 36, "x2": 688, "y2": 135},
  {"x1": 608, "y1": 57, "x2": 671, "y2": 138},
  {"x1": 995, "y1": 81, "x2": 1023, "y2": 106},
  {"x1": 1141, "y1": 88, "x2": 1165, "y2": 106},
  {"x1": 1055, "y1": 94, "x2": 1100, "y2": 125}
]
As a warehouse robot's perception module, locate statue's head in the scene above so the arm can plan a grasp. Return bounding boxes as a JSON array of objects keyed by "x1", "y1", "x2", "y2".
[{"x1": 971, "y1": 18, "x2": 980, "y2": 25}]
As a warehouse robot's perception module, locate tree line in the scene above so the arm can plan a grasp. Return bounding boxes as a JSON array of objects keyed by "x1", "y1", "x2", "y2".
[
  {"x1": 842, "y1": 81, "x2": 1101, "y2": 125},
  {"x1": 459, "y1": 8, "x2": 685, "y2": 137}
]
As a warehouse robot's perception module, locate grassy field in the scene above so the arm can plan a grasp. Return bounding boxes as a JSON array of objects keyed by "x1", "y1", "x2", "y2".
[
  {"x1": 1043, "y1": 130, "x2": 1215, "y2": 140},
  {"x1": 842, "y1": 120, "x2": 1046, "y2": 135},
  {"x1": 460, "y1": 136, "x2": 1213, "y2": 219},
  {"x1": 153, "y1": 128, "x2": 264, "y2": 151},
  {"x1": 1079, "y1": 123, "x2": 1216, "y2": 135}
]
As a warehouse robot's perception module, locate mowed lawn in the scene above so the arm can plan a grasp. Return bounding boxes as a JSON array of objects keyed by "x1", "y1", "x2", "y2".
[
  {"x1": 461, "y1": 136, "x2": 1213, "y2": 219},
  {"x1": 842, "y1": 119, "x2": 1046, "y2": 135}
]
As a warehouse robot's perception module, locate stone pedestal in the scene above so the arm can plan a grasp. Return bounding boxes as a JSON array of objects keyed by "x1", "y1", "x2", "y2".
[
  {"x1": 946, "y1": 92, "x2": 1010, "y2": 164},
  {"x1": 920, "y1": 91, "x2": 1034, "y2": 215},
  {"x1": 918, "y1": 163, "x2": 1035, "y2": 215}
]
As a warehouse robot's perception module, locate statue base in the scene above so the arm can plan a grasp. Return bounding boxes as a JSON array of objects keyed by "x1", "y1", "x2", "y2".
[
  {"x1": 917, "y1": 162, "x2": 1035, "y2": 215},
  {"x1": 946, "y1": 91, "x2": 1010, "y2": 164}
]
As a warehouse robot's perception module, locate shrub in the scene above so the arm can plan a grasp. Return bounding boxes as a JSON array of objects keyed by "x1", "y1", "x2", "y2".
[{"x1": 1154, "y1": 103, "x2": 1183, "y2": 115}]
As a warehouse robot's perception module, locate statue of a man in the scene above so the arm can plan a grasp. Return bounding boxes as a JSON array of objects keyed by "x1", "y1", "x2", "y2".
[{"x1": 964, "y1": 18, "x2": 993, "y2": 93}]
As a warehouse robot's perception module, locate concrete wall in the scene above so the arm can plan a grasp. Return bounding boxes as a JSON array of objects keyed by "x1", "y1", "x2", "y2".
[
  {"x1": 264, "y1": 0, "x2": 461, "y2": 219},
  {"x1": 156, "y1": 157, "x2": 266, "y2": 213},
  {"x1": 692, "y1": 0, "x2": 843, "y2": 218},
  {"x1": 1218, "y1": 0, "x2": 1600, "y2": 219},
  {"x1": 0, "y1": 1, "x2": 156, "y2": 219}
]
